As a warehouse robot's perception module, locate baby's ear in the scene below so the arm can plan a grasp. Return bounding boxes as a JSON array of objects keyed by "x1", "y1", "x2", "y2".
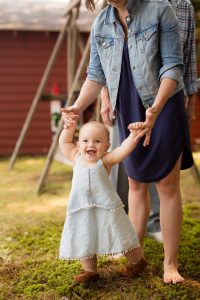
[{"x1": 105, "y1": 142, "x2": 110, "y2": 152}]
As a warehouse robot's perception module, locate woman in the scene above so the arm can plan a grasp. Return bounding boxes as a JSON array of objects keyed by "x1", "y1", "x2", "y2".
[{"x1": 63, "y1": 0, "x2": 193, "y2": 283}]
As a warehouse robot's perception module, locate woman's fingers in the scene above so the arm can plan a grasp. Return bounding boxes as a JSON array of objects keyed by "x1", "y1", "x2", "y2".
[
  {"x1": 143, "y1": 130, "x2": 152, "y2": 147},
  {"x1": 135, "y1": 128, "x2": 149, "y2": 141},
  {"x1": 100, "y1": 105, "x2": 115, "y2": 127},
  {"x1": 101, "y1": 108, "x2": 113, "y2": 126},
  {"x1": 128, "y1": 122, "x2": 152, "y2": 146}
]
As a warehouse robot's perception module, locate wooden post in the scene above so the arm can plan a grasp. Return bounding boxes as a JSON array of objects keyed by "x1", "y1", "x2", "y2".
[
  {"x1": 36, "y1": 38, "x2": 90, "y2": 194},
  {"x1": 36, "y1": 0, "x2": 107, "y2": 194},
  {"x1": 8, "y1": 16, "x2": 70, "y2": 170},
  {"x1": 77, "y1": 31, "x2": 85, "y2": 54},
  {"x1": 67, "y1": 4, "x2": 80, "y2": 89},
  {"x1": 8, "y1": 0, "x2": 81, "y2": 170},
  {"x1": 71, "y1": 5, "x2": 80, "y2": 81}
]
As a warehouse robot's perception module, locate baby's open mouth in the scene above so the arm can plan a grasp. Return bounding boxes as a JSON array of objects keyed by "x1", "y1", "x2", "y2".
[{"x1": 87, "y1": 150, "x2": 96, "y2": 156}]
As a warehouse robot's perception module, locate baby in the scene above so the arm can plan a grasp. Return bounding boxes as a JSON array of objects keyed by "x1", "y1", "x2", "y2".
[{"x1": 59, "y1": 113, "x2": 147, "y2": 284}]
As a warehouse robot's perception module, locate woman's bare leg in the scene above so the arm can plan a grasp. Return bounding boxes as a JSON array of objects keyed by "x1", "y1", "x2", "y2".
[
  {"x1": 128, "y1": 179, "x2": 150, "y2": 245},
  {"x1": 156, "y1": 155, "x2": 184, "y2": 284}
]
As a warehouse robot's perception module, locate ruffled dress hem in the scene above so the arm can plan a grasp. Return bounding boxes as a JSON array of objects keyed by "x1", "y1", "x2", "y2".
[
  {"x1": 59, "y1": 244, "x2": 140, "y2": 261},
  {"x1": 68, "y1": 204, "x2": 125, "y2": 215}
]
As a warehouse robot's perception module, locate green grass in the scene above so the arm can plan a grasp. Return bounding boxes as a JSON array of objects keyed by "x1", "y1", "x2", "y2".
[{"x1": 0, "y1": 156, "x2": 200, "y2": 300}]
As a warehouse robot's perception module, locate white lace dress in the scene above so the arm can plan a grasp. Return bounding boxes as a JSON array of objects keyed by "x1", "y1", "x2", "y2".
[{"x1": 59, "y1": 155, "x2": 139, "y2": 260}]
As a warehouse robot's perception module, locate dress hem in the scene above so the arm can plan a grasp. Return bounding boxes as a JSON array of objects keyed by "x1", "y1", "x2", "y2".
[
  {"x1": 126, "y1": 146, "x2": 193, "y2": 183},
  {"x1": 67, "y1": 204, "x2": 125, "y2": 215},
  {"x1": 59, "y1": 244, "x2": 140, "y2": 261}
]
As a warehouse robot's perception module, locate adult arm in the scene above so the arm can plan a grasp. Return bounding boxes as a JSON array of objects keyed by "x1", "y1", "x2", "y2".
[
  {"x1": 140, "y1": 3, "x2": 184, "y2": 146},
  {"x1": 182, "y1": 3, "x2": 198, "y2": 125},
  {"x1": 183, "y1": 3, "x2": 198, "y2": 97},
  {"x1": 185, "y1": 94, "x2": 196, "y2": 126},
  {"x1": 65, "y1": 26, "x2": 106, "y2": 120}
]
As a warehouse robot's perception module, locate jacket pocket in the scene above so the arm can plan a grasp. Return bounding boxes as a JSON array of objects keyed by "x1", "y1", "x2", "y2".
[
  {"x1": 95, "y1": 36, "x2": 114, "y2": 48},
  {"x1": 136, "y1": 24, "x2": 158, "y2": 55},
  {"x1": 95, "y1": 36, "x2": 114, "y2": 62}
]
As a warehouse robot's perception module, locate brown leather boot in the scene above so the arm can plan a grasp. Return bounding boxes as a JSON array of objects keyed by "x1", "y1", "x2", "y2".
[
  {"x1": 74, "y1": 271, "x2": 99, "y2": 284},
  {"x1": 119, "y1": 258, "x2": 147, "y2": 277}
]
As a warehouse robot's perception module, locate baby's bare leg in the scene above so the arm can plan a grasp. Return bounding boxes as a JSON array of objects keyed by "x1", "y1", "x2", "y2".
[
  {"x1": 74, "y1": 256, "x2": 99, "y2": 283},
  {"x1": 124, "y1": 246, "x2": 143, "y2": 263},
  {"x1": 81, "y1": 256, "x2": 98, "y2": 273},
  {"x1": 120, "y1": 247, "x2": 146, "y2": 277}
]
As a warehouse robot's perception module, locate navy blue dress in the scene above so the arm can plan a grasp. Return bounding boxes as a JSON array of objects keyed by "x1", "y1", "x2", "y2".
[{"x1": 116, "y1": 43, "x2": 193, "y2": 183}]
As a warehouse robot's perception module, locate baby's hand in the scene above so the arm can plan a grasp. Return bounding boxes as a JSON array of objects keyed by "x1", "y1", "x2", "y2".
[
  {"x1": 128, "y1": 122, "x2": 148, "y2": 142},
  {"x1": 128, "y1": 122, "x2": 144, "y2": 130},
  {"x1": 61, "y1": 106, "x2": 80, "y2": 129}
]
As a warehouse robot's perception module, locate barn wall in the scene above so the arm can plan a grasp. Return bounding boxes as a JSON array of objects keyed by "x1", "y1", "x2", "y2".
[
  {"x1": 0, "y1": 30, "x2": 67, "y2": 155},
  {"x1": 190, "y1": 91, "x2": 200, "y2": 151}
]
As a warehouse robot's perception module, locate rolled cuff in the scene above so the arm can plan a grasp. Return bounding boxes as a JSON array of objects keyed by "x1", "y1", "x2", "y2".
[
  {"x1": 87, "y1": 67, "x2": 106, "y2": 86},
  {"x1": 159, "y1": 65, "x2": 183, "y2": 84},
  {"x1": 184, "y1": 81, "x2": 198, "y2": 96}
]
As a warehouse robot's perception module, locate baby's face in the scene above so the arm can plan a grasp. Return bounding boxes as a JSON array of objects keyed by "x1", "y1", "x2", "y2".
[{"x1": 78, "y1": 123, "x2": 110, "y2": 164}]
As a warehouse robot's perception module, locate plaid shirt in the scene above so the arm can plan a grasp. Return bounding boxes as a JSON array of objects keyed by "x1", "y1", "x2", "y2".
[{"x1": 169, "y1": 0, "x2": 198, "y2": 96}]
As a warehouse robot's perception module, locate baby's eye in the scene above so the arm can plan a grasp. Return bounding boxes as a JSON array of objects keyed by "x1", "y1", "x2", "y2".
[
  {"x1": 95, "y1": 139, "x2": 101, "y2": 143},
  {"x1": 83, "y1": 139, "x2": 88, "y2": 143}
]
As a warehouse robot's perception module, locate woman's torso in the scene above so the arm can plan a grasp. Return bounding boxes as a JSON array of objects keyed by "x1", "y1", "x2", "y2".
[{"x1": 87, "y1": 0, "x2": 184, "y2": 110}]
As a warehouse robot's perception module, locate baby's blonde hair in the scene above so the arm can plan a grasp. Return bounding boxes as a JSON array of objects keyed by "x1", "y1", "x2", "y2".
[{"x1": 79, "y1": 121, "x2": 110, "y2": 141}]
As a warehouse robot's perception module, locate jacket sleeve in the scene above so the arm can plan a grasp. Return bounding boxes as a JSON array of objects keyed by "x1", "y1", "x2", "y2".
[
  {"x1": 86, "y1": 27, "x2": 107, "y2": 86},
  {"x1": 159, "y1": 3, "x2": 184, "y2": 84},
  {"x1": 182, "y1": 3, "x2": 198, "y2": 96}
]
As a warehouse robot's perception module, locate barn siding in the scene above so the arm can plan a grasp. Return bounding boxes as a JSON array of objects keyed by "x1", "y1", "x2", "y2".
[{"x1": 0, "y1": 31, "x2": 67, "y2": 155}]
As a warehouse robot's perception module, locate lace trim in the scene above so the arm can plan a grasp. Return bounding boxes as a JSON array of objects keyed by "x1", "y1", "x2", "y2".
[
  {"x1": 59, "y1": 244, "x2": 140, "y2": 261},
  {"x1": 67, "y1": 204, "x2": 125, "y2": 215}
]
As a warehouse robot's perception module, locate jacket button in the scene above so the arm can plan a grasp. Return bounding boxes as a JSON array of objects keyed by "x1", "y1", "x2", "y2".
[
  {"x1": 102, "y1": 41, "x2": 106, "y2": 46},
  {"x1": 126, "y1": 16, "x2": 131, "y2": 23},
  {"x1": 128, "y1": 29, "x2": 132, "y2": 34}
]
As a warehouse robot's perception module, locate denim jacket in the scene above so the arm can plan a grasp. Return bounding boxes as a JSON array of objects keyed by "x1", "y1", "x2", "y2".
[{"x1": 87, "y1": 0, "x2": 184, "y2": 109}]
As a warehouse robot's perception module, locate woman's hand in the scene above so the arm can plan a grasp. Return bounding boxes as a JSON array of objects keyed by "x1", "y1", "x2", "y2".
[
  {"x1": 100, "y1": 87, "x2": 115, "y2": 127},
  {"x1": 61, "y1": 105, "x2": 80, "y2": 129},
  {"x1": 128, "y1": 122, "x2": 148, "y2": 142},
  {"x1": 143, "y1": 106, "x2": 159, "y2": 146},
  {"x1": 185, "y1": 94, "x2": 196, "y2": 127}
]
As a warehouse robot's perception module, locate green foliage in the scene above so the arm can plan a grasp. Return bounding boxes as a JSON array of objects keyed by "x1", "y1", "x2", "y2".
[
  {"x1": 0, "y1": 157, "x2": 200, "y2": 299},
  {"x1": 192, "y1": 0, "x2": 200, "y2": 11}
]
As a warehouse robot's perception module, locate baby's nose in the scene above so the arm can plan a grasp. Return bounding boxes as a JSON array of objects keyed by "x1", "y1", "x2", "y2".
[{"x1": 88, "y1": 140, "x2": 94, "y2": 146}]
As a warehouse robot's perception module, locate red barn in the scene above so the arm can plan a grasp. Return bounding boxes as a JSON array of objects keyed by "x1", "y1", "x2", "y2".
[
  {"x1": 0, "y1": 0, "x2": 97, "y2": 156},
  {"x1": 0, "y1": 0, "x2": 199, "y2": 156}
]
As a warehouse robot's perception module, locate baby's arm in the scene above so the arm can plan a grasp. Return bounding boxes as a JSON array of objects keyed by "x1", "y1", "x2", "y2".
[
  {"x1": 59, "y1": 112, "x2": 79, "y2": 162},
  {"x1": 103, "y1": 122, "x2": 147, "y2": 166}
]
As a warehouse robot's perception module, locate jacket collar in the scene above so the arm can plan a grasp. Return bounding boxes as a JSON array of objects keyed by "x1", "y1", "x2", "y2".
[
  {"x1": 104, "y1": 0, "x2": 140, "y2": 24},
  {"x1": 104, "y1": 5, "x2": 118, "y2": 24}
]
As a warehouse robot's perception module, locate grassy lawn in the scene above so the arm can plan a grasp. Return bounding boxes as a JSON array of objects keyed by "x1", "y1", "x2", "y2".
[{"x1": 0, "y1": 155, "x2": 200, "y2": 300}]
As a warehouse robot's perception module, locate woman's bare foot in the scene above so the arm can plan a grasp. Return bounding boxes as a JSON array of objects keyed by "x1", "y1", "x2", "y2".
[{"x1": 164, "y1": 263, "x2": 184, "y2": 284}]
